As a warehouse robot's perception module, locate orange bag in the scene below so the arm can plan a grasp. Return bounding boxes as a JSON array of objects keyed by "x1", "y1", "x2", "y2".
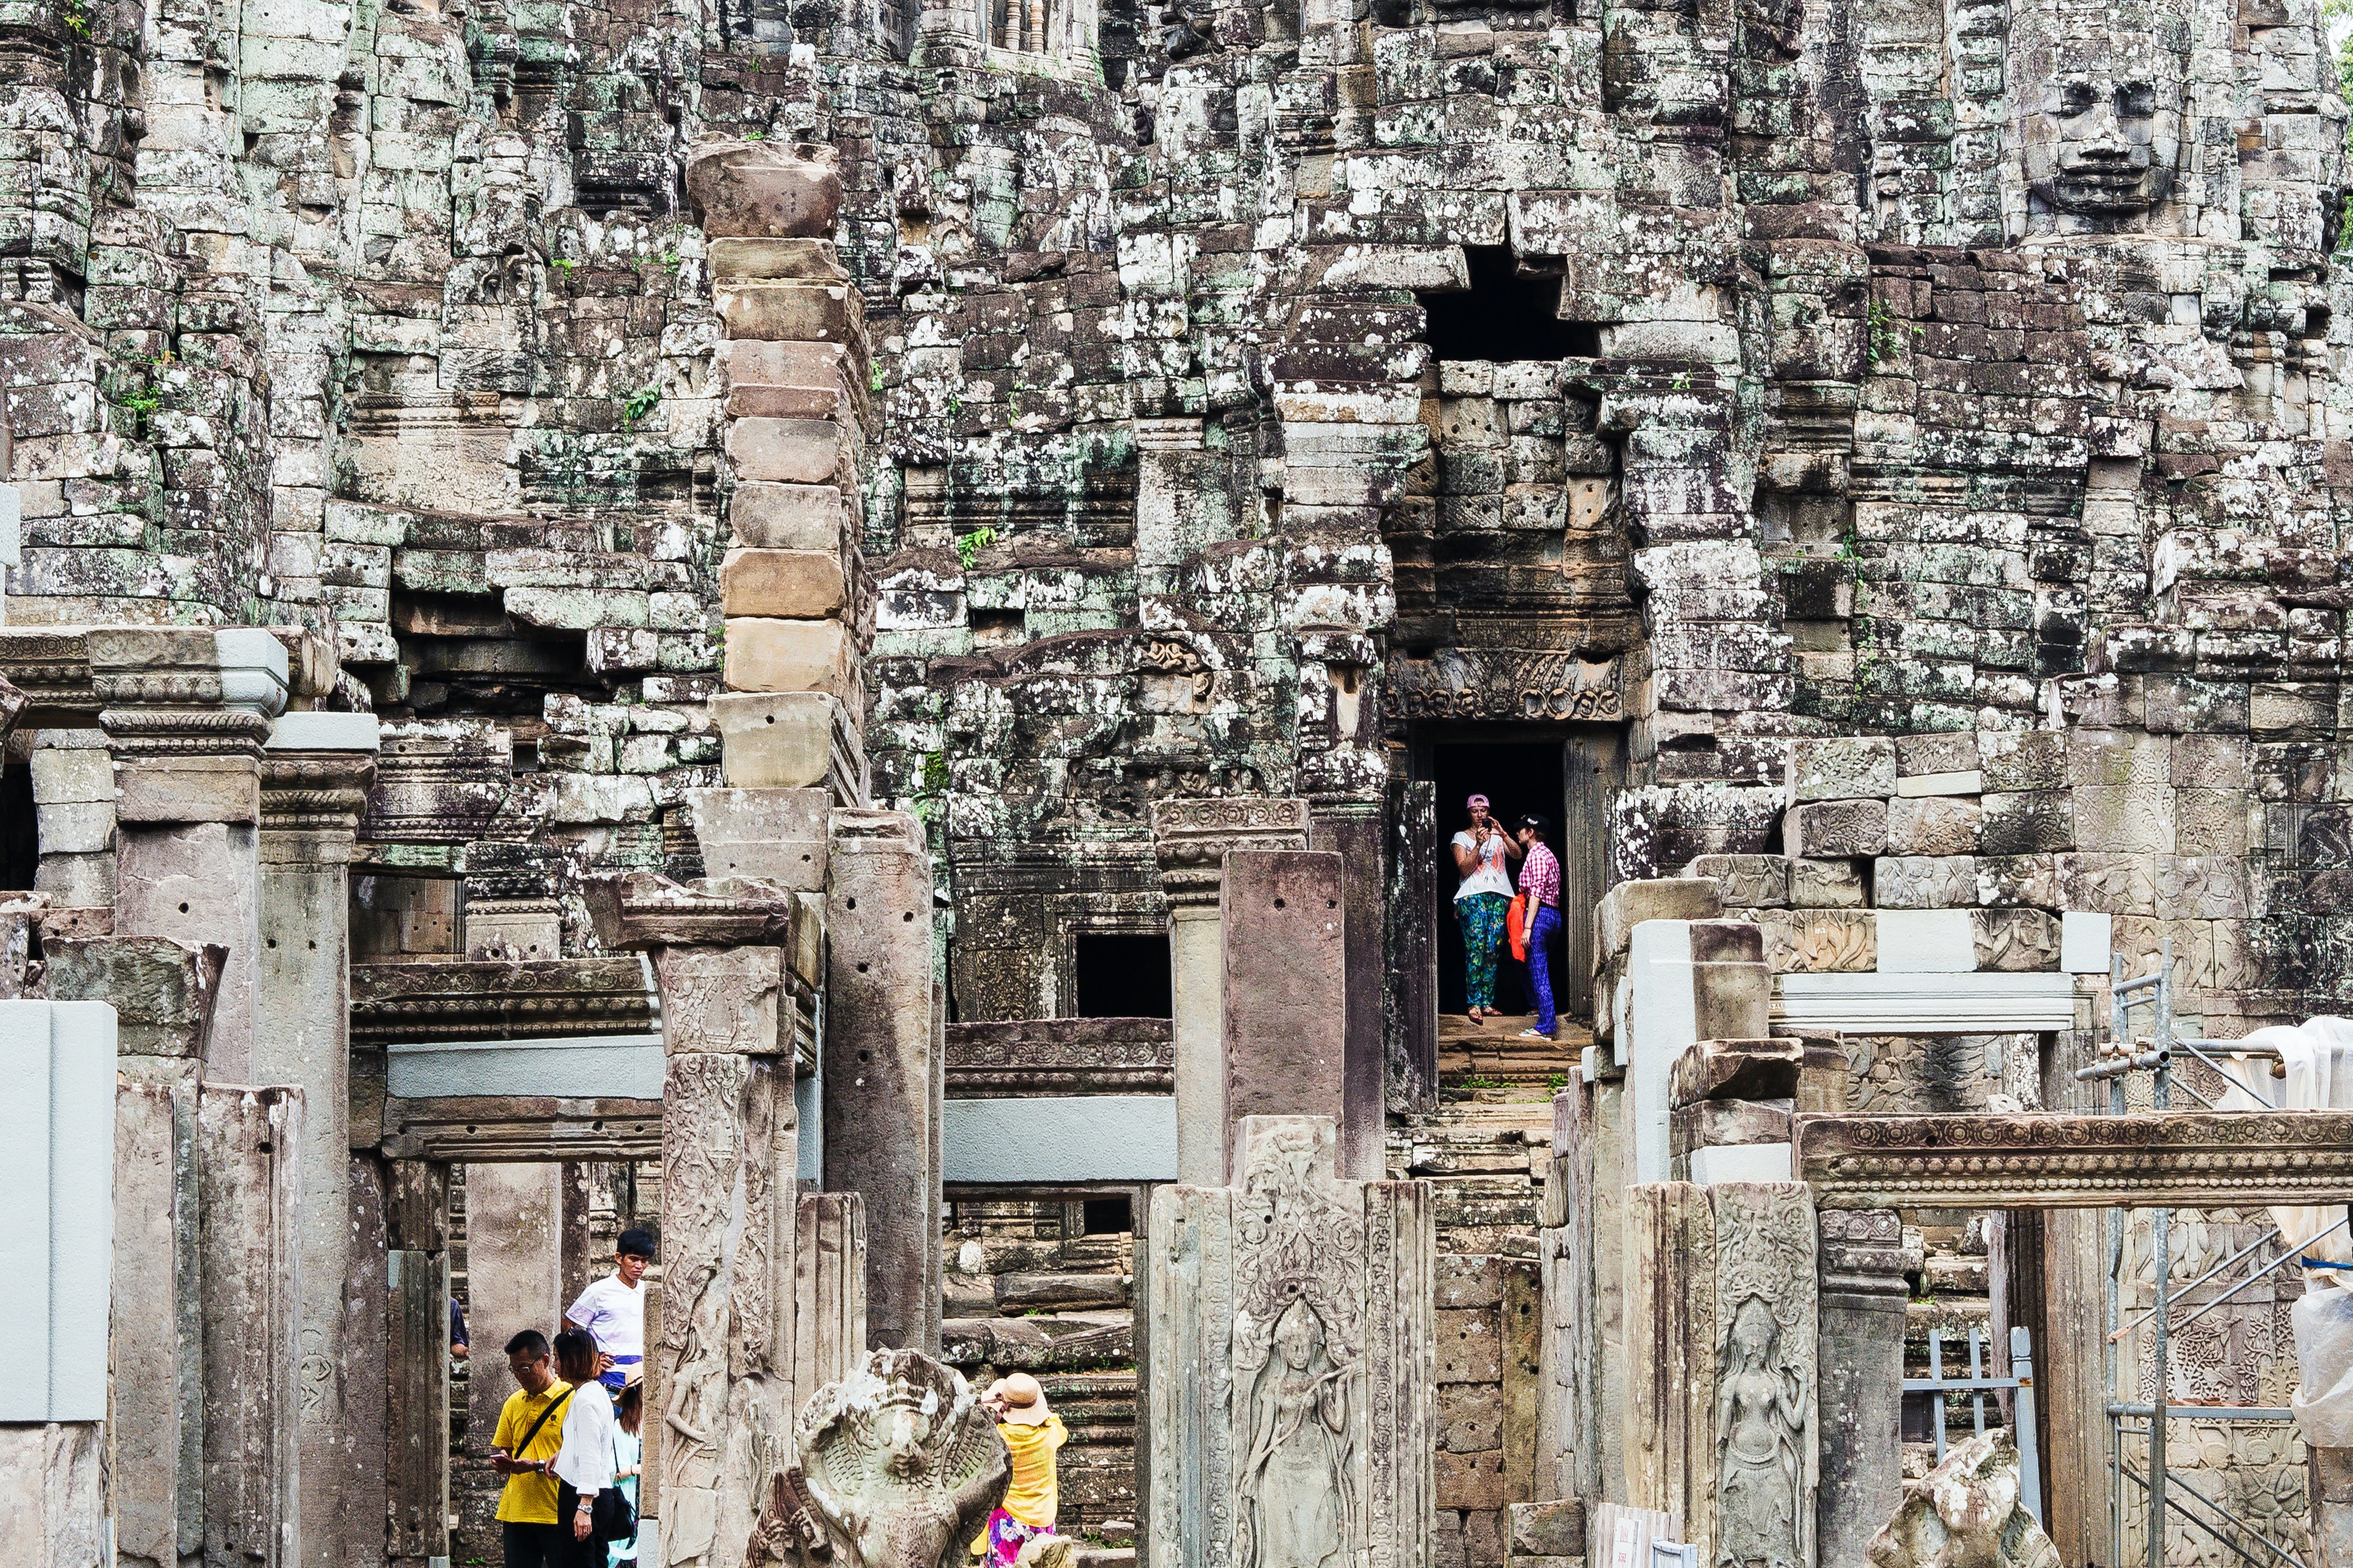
[{"x1": 1506, "y1": 892, "x2": 1530, "y2": 962}]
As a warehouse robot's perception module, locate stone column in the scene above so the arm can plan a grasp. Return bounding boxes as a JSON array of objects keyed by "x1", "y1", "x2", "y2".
[
  {"x1": 1220, "y1": 848, "x2": 1349, "y2": 1180},
  {"x1": 1814, "y1": 1209, "x2": 1917, "y2": 1568},
  {"x1": 198, "y1": 1083, "x2": 304, "y2": 1568},
  {"x1": 95, "y1": 627, "x2": 288, "y2": 1080},
  {"x1": 588, "y1": 872, "x2": 807, "y2": 1568},
  {"x1": 46, "y1": 940, "x2": 219, "y2": 1568},
  {"x1": 1622, "y1": 1180, "x2": 1817, "y2": 1565},
  {"x1": 385, "y1": 1162, "x2": 452, "y2": 1568},
  {"x1": 462, "y1": 1161, "x2": 564, "y2": 1449},
  {"x1": 1146, "y1": 1115, "x2": 1434, "y2": 1568},
  {"x1": 1310, "y1": 802, "x2": 1386, "y2": 1182},
  {"x1": 825, "y1": 808, "x2": 940, "y2": 1353},
  {"x1": 1150, "y1": 797, "x2": 1309, "y2": 1185},
  {"x1": 254, "y1": 710, "x2": 377, "y2": 1568}
]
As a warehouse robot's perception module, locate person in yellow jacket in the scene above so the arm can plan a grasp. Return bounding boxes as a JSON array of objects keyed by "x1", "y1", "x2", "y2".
[{"x1": 972, "y1": 1374, "x2": 1068, "y2": 1567}]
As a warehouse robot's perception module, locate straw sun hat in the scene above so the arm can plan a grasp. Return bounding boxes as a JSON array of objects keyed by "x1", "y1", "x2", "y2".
[{"x1": 989, "y1": 1372, "x2": 1054, "y2": 1425}]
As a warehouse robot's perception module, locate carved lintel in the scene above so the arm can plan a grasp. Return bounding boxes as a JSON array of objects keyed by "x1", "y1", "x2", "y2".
[
  {"x1": 1386, "y1": 648, "x2": 1625, "y2": 723},
  {"x1": 1798, "y1": 1111, "x2": 2353, "y2": 1209},
  {"x1": 585, "y1": 871, "x2": 799, "y2": 952},
  {"x1": 1149, "y1": 796, "x2": 1310, "y2": 906},
  {"x1": 352, "y1": 957, "x2": 654, "y2": 1045},
  {"x1": 0, "y1": 627, "x2": 94, "y2": 710}
]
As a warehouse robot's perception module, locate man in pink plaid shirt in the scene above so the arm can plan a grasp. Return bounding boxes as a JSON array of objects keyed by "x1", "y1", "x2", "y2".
[{"x1": 1514, "y1": 815, "x2": 1561, "y2": 1039}]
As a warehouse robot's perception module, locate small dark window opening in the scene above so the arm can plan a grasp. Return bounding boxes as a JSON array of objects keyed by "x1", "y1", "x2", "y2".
[
  {"x1": 1419, "y1": 246, "x2": 1602, "y2": 362},
  {"x1": 1082, "y1": 1196, "x2": 1132, "y2": 1235},
  {"x1": 0, "y1": 764, "x2": 35, "y2": 893},
  {"x1": 1073, "y1": 932, "x2": 1172, "y2": 1019}
]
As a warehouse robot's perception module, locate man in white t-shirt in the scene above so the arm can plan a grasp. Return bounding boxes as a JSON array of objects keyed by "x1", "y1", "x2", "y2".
[{"x1": 566, "y1": 1227, "x2": 655, "y2": 1394}]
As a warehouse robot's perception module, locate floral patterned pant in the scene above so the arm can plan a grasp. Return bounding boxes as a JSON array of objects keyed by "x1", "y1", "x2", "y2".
[{"x1": 1455, "y1": 892, "x2": 1509, "y2": 1009}]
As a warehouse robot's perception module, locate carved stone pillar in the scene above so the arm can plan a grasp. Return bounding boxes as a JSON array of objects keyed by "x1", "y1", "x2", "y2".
[
  {"x1": 256, "y1": 711, "x2": 377, "y2": 1568},
  {"x1": 823, "y1": 808, "x2": 940, "y2": 1354},
  {"x1": 1309, "y1": 800, "x2": 1386, "y2": 1181},
  {"x1": 1145, "y1": 1115, "x2": 1434, "y2": 1568},
  {"x1": 1622, "y1": 1180, "x2": 1818, "y2": 1566},
  {"x1": 95, "y1": 628, "x2": 288, "y2": 1080},
  {"x1": 1150, "y1": 797, "x2": 1309, "y2": 1184},
  {"x1": 588, "y1": 873, "x2": 807, "y2": 1568},
  {"x1": 1815, "y1": 1208, "x2": 1918, "y2": 1568}
]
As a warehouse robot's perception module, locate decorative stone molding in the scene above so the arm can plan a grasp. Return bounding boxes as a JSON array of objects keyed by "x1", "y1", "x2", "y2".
[
  {"x1": 1797, "y1": 1111, "x2": 2353, "y2": 1208},
  {"x1": 1387, "y1": 648, "x2": 1625, "y2": 722},
  {"x1": 1149, "y1": 795, "x2": 1310, "y2": 905},
  {"x1": 584, "y1": 871, "x2": 799, "y2": 952},
  {"x1": 377, "y1": 1095, "x2": 664, "y2": 1161},
  {"x1": 259, "y1": 720, "x2": 378, "y2": 839},
  {"x1": 944, "y1": 1017, "x2": 1174, "y2": 1096},
  {"x1": 360, "y1": 719, "x2": 512, "y2": 845},
  {"x1": 352, "y1": 958, "x2": 655, "y2": 1045}
]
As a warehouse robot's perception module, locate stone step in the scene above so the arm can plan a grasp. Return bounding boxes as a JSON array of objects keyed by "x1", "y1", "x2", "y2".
[{"x1": 997, "y1": 1271, "x2": 1131, "y2": 1311}]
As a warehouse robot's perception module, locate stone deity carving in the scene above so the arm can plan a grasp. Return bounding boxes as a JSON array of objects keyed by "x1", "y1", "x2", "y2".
[
  {"x1": 1864, "y1": 1430, "x2": 2057, "y2": 1568},
  {"x1": 1239, "y1": 1300, "x2": 1356, "y2": 1568},
  {"x1": 1147, "y1": 1115, "x2": 1433, "y2": 1568},
  {"x1": 791, "y1": 1350, "x2": 1009, "y2": 1568},
  {"x1": 1714, "y1": 1296, "x2": 1807, "y2": 1568},
  {"x1": 2008, "y1": 0, "x2": 2191, "y2": 231}
]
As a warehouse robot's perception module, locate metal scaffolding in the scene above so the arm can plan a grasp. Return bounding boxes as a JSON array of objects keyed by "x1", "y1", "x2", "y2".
[{"x1": 2079, "y1": 944, "x2": 2317, "y2": 1568}]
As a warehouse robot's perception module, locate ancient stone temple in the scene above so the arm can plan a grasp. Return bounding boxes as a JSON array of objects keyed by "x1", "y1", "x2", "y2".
[{"x1": 2, "y1": 0, "x2": 2353, "y2": 1549}]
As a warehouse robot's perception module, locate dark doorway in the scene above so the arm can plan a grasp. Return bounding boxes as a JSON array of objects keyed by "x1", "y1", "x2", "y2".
[
  {"x1": 1431, "y1": 742, "x2": 1565, "y2": 1019},
  {"x1": 0, "y1": 763, "x2": 35, "y2": 894},
  {"x1": 1418, "y1": 246, "x2": 1602, "y2": 362},
  {"x1": 1073, "y1": 932, "x2": 1173, "y2": 1018}
]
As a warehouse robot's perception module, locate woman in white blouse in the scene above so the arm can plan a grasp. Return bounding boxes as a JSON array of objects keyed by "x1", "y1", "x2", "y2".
[{"x1": 547, "y1": 1329, "x2": 619, "y2": 1566}]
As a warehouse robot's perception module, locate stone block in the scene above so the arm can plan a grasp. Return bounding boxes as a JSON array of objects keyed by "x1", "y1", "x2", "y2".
[
  {"x1": 1894, "y1": 770, "x2": 1983, "y2": 797},
  {"x1": 1978, "y1": 790, "x2": 2073, "y2": 855},
  {"x1": 1875, "y1": 910, "x2": 1975, "y2": 973},
  {"x1": 1886, "y1": 795, "x2": 1981, "y2": 857},
  {"x1": 464, "y1": 903, "x2": 560, "y2": 961},
  {"x1": 1437, "y1": 1451, "x2": 1511, "y2": 1511},
  {"x1": 1972, "y1": 908, "x2": 2060, "y2": 971},
  {"x1": 1783, "y1": 799, "x2": 1887, "y2": 858},
  {"x1": 1436, "y1": 1255, "x2": 1505, "y2": 1308},
  {"x1": 726, "y1": 417, "x2": 847, "y2": 486},
  {"x1": 1669, "y1": 1037, "x2": 1803, "y2": 1105},
  {"x1": 715, "y1": 281, "x2": 864, "y2": 344},
  {"x1": 1979, "y1": 729, "x2": 2067, "y2": 792},
  {"x1": 1507, "y1": 1500, "x2": 1587, "y2": 1559},
  {"x1": 115, "y1": 755, "x2": 261, "y2": 825},
  {"x1": 1754, "y1": 910, "x2": 1876, "y2": 973},
  {"x1": 198, "y1": 1084, "x2": 301, "y2": 1565},
  {"x1": 0, "y1": 1424, "x2": 102, "y2": 1568},
  {"x1": 44, "y1": 937, "x2": 222, "y2": 1056},
  {"x1": 1220, "y1": 850, "x2": 1347, "y2": 1159},
  {"x1": 1593, "y1": 879, "x2": 1722, "y2": 975},
  {"x1": 28, "y1": 748, "x2": 111, "y2": 805},
  {"x1": 720, "y1": 549, "x2": 847, "y2": 618},
  {"x1": 1788, "y1": 857, "x2": 1864, "y2": 908},
  {"x1": 1439, "y1": 1381, "x2": 1504, "y2": 1451},
  {"x1": 685, "y1": 141, "x2": 843, "y2": 238},
  {"x1": 707, "y1": 238, "x2": 849, "y2": 282},
  {"x1": 1894, "y1": 732, "x2": 1976, "y2": 777},
  {"x1": 713, "y1": 692, "x2": 840, "y2": 788},
  {"x1": 1671, "y1": 1098, "x2": 1793, "y2": 1159},
  {"x1": 1685, "y1": 854, "x2": 1788, "y2": 908},
  {"x1": 996, "y1": 1272, "x2": 1128, "y2": 1311},
  {"x1": 722, "y1": 618, "x2": 854, "y2": 696},
  {"x1": 110, "y1": 1081, "x2": 185, "y2": 1567},
  {"x1": 36, "y1": 853, "x2": 115, "y2": 908},
  {"x1": 1438, "y1": 1307, "x2": 1506, "y2": 1382},
  {"x1": 1873, "y1": 856, "x2": 1977, "y2": 909},
  {"x1": 1687, "y1": 1143, "x2": 1794, "y2": 1184},
  {"x1": 36, "y1": 802, "x2": 114, "y2": 855},
  {"x1": 2061, "y1": 910, "x2": 2112, "y2": 973},
  {"x1": 732, "y1": 483, "x2": 847, "y2": 552},
  {"x1": 1787, "y1": 737, "x2": 1896, "y2": 802},
  {"x1": 689, "y1": 786, "x2": 831, "y2": 892}
]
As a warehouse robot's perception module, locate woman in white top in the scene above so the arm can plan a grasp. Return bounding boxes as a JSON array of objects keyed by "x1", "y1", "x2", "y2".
[
  {"x1": 1450, "y1": 793, "x2": 1522, "y2": 1023},
  {"x1": 547, "y1": 1329, "x2": 619, "y2": 1567}
]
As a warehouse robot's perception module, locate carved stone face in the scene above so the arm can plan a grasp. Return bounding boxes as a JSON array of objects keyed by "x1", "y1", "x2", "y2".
[
  {"x1": 2017, "y1": 30, "x2": 2185, "y2": 218},
  {"x1": 1273, "y1": 1300, "x2": 1323, "y2": 1370}
]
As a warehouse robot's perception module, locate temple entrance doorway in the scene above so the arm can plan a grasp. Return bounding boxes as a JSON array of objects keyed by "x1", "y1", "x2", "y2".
[{"x1": 1415, "y1": 728, "x2": 1622, "y2": 1059}]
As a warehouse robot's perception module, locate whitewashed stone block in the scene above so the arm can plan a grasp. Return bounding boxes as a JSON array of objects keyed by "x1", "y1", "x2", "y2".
[
  {"x1": 2061, "y1": 911, "x2": 2113, "y2": 974},
  {"x1": 1689, "y1": 1143, "x2": 1795, "y2": 1186},
  {"x1": 1875, "y1": 910, "x2": 1976, "y2": 974},
  {"x1": 0, "y1": 1001, "x2": 118, "y2": 1422}
]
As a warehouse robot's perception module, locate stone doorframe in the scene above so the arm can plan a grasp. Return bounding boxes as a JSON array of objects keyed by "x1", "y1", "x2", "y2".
[{"x1": 1794, "y1": 1108, "x2": 2353, "y2": 1567}]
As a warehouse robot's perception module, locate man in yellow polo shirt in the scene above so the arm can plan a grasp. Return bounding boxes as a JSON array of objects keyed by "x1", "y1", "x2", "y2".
[{"x1": 490, "y1": 1329, "x2": 575, "y2": 1568}]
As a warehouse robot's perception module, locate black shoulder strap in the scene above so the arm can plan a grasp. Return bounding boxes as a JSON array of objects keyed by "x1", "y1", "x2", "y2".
[{"x1": 517, "y1": 1387, "x2": 573, "y2": 1454}]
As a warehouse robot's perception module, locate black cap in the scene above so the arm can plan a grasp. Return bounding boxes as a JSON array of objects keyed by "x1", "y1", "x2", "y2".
[
  {"x1": 1518, "y1": 814, "x2": 1551, "y2": 836},
  {"x1": 618, "y1": 1227, "x2": 657, "y2": 1259}
]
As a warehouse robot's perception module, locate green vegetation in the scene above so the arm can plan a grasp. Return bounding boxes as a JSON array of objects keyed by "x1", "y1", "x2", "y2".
[
  {"x1": 620, "y1": 386, "x2": 662, "y2": 433},
  {"x1": 954, "y1": 526, "x2": 998, "y2": 570}
]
